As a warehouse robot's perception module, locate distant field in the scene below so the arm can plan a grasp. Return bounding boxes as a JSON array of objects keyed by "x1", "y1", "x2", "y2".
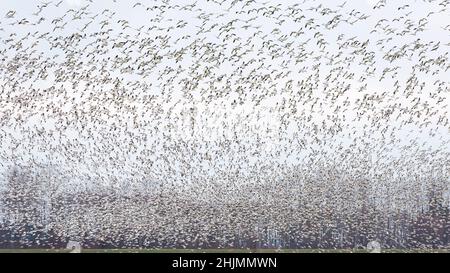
[{"x1": 1, "y1": 248, "x2": 449, "y2": 253}]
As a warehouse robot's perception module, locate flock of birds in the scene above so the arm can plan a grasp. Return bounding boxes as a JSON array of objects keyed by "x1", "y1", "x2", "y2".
[{"x1": 0, "y1": 0, "x2": 449, "y2": 249}]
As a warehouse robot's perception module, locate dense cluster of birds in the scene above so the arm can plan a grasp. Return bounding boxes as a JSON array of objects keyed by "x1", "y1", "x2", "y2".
[{"x1": 0, "y1": 0, "x2": 449, "y2": 249}]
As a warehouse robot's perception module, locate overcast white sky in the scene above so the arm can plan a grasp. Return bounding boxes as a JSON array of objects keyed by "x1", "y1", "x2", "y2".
[{"x1": 0, "y1": 0, "x2": 449, "y2": 196}]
